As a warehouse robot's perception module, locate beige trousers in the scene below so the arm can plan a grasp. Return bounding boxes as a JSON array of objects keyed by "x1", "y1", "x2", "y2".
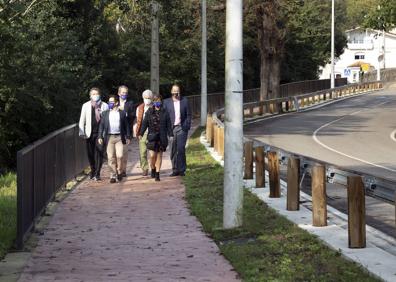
[
  {"x1": 121, "y1": 143, "x2": 129, "y2": 174},
  {"x1": 149, "y1": 150, "x2": 163, "y2": 173},
  {"x1": 107, "y1": 135, "x2": 124, "y2": 178}
]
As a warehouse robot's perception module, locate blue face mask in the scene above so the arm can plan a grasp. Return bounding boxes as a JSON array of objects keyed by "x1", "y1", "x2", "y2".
[
  {"x1": 120, "y1": 95, "x2": 128, "y2": 100},
  {"x1": 153, "y1": 101, "x2": 162, "y2": 108},
  {"x1": 108, "y1": 102, "x2": 116, "y2": 110},
  {"x1": 153, "y1": 102, "x2": 162, "y2": 108}
]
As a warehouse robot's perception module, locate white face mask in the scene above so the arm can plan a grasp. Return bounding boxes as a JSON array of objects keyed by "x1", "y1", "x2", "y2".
[
  {"x1": 91, "y1": 95, "x2": 100, "y2": 102},
  {"x1": 144, "y1": 98, "x2": 152, "y2": 105}
]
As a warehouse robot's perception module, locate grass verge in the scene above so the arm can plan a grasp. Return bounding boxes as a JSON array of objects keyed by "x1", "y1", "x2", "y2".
[
  {"x1": 0, "y1": 172, "x2": 17, "y2": 260},
  {"x1": 184, "y1": 129, "x2": 378, "y2": 282}
]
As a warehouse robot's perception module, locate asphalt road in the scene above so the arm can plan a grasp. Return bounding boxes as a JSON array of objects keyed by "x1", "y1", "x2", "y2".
[{"x1": 245, "y1": 83, "x2": 396, "y2": 183}]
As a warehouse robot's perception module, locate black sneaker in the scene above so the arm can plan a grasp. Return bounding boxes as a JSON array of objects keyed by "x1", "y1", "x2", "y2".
[
  {"x1": 151, "y1": 169, "x2": 156, "y2": 178},
  {"x1": 120, "y1": 172, "x2": 127, "y2": 178},
  {"x1": 155, "y1": 172, "x2": 160, "y2": 182},
  {"x1": 89, "y1": 171, "x2": 95, "y2": 180},
  {"x1": 94, "y1": 176, "x2": 101, "y2": 181},
  {"x1": 117, "y1": 174, "x2": 123, "y2": 182},
  {"x1": 179, "y1": 172, "x2": 185, "y2": 177},
  {"x1": 169, "y1": 171, "x2": 179, "y2": 177},
  {"x1": 110, "y1": 178, "x2": 116, "y2": 184}
]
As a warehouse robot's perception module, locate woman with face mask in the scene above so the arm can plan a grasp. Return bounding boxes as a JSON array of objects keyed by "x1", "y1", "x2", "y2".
[
  {"x1": 134, "y1": 90, "x2": 154, "y2": 176},
  {"x1": 139, "y1": 95, "x2": 173, "y2": 181}
]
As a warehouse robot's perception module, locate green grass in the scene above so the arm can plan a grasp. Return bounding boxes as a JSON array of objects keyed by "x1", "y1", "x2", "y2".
[
  {"x1": 0, "y1": 172, "x2": 17, "y2": 259},
  {"x1": 184, "y1": 129, "x2": 378, "y2": 282}
]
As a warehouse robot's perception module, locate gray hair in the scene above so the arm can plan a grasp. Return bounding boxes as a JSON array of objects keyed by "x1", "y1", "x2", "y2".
[{"x1": 142, "y1": 89, "x2": 154, "y2": 99}]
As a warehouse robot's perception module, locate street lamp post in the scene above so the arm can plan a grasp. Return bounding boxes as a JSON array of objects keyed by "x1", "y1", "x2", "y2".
[
  {"x1": 223, "y1": 0, "x2": 244, "y2": 229},
  {"x1": 330, "y1": 0, "x2": 335, "y2": 89},
  {"x1": 201, "y1": 0, "x2": 207, "y2": 127},
  {"x1": 150, "y1": 1, "x2": 160, "y2": 96}
]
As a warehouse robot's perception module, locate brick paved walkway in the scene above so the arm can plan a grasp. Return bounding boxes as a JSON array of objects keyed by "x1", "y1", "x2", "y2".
[{"x1": 18, "y1": 138, "x2": 239, "y2": 282}]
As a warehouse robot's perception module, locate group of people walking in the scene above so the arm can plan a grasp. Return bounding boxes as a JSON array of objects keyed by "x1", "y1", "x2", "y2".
[{"x1": 78, "y1": 84, "x2": 191, "y2": 183}]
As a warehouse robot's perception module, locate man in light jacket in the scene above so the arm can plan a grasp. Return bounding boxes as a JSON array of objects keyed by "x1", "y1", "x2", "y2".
[{"x1": 78, "y1": 87, "x2": 109, "y2": 181}]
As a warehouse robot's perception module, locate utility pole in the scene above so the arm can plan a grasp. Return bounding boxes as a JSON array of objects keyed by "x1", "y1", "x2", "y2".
[
  {"x1": 383, "y1": 29, "x2": 386, "y2": 69},
  {"x1": 151, "y1": 1, "x2": 160, "y2": 95},
  {"x1": 377, "y1": 30, "x2": 381, "y2": 81},
  {"x1": 201, "y1": 0, "x2": 208, "y2": 127},
  {"x1": 223, "y1": 0, "x2": 243, "y2": 229},
  {"x1": 330, "y1": 0, "x2": 335, "y2": 89}
]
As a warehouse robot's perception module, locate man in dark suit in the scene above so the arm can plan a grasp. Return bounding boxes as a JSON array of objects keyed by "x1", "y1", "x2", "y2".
[
  {"x1": 163, "y1": 84, "x2": 192, "y2": 176},
  {"x1": 118, "y1": 85, "x2": 136, "y2": 177},
  {"x1": 98, "y1": 95, "x2": 131, "y2": 183}
]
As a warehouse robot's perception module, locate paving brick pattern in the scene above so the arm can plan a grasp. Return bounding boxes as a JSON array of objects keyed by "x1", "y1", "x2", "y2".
[{"x1": 18, "y1": 140, "x2": 239, "y2": 282}]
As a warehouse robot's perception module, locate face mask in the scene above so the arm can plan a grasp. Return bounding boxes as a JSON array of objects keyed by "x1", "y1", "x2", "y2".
[
  {"x1": 108, "y1": 102, "x2": 116, "y2": 110},
  {"x1": 144, "y1": 98, "x2": 152, "y2": 105},
  {"x1": 120, "y1": 95, "x2": 128, "y2": 100},
  {"x1": 153, "y1": 101, "x2": 162, "y2": 108},
  {"x1": 91, "y1": 95, "x2": 100, "y2": 102}
]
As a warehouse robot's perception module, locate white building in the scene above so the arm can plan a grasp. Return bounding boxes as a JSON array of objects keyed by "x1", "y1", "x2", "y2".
[{"x1": 320, "y1": 28, "x2": 396, "y2": 83}]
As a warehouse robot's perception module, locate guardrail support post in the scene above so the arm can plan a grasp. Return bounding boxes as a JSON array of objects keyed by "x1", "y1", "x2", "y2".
[
  {"x1": 255, "y1": 146, "x2": 265, "y2": 188},
  {"x1": 244, "y1": 141, "x2": 254, "y2": 179},
  {"x1": 213, "y1": 124, "x2": 218, "y2": 152},
  {"x1": 206, "y1": 115, "x2": 213, "y2": 146},
  {"x1": 268, "y1": 151, "x2": 280, "y2": 198},
  {"x1": 347, "y1": 176, "x2": 366, "y2": 248},
  {"x1": 287, "y1": 157, "x2": 300, "y2": 211},
  {"x1": 219, "y1": 127, "x2": 225, "y2": 158},
  {"x1": 312, "y1": 164, "x2": 327, "y2": 227}
]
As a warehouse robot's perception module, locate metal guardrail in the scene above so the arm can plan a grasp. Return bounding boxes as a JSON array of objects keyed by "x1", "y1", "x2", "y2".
[
  {"x1": 211, "y1": 81, "x2": 382, "y2": 131},
  {"x1": 188, "y1": 78, "x2": 347, "y2": 117},
  {"x1": 17, "y1": 123, "x2": 88, "y2": 248}
]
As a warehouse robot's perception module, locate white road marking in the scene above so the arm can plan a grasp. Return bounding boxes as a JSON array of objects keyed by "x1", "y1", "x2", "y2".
[
  {"x1": 390, "y1": 130, "x2": 396, "y2": 143},
  {"x1": 312, "y1": 101, "x2": 396, "y2": 173}
]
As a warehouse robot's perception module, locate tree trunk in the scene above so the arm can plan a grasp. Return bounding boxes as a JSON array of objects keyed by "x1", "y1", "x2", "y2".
[
  {"x1": 269, "y1": 56, "x2": 281, "y2": 99},
  {"x1": 260, "y1": 54, "x2": 270, "y2": 101}
]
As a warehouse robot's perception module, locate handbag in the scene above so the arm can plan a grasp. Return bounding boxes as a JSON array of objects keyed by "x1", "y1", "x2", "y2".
[{"x1": 147, "y1": 132, "x2": 160, "y2": 142}]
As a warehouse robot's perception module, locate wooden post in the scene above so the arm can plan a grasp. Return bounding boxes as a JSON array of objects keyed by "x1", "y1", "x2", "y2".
[
  {"x1": 213, "y1": 124, "x2": 218, "y2": 152},
  {"x1": 312, "y1": 165, "x2": 327, "y2": 227},
  {"x1": 268, "y1": 151, "x2": 280, "y2": 198},
  {"x1": 255, "y1": 146, "x2": 265, "y2": 188},
  {"x1": 216, "y1": 126, "x2": 221, "y2": 154},
  {"x1": 243, "y1": 141, "x2": 254, "y2": 179},
  {"x1": 347, "y1": 176, "x2": 366, "y2": 248},
  {"x1": 206, "y1": 116, "x2": 213, "y2": 146},
  {"x1": 287, "y1": 157, "x2": 300, "y2": 211},
  {"x1": 219, "y1": 126, "x2": 224, "y2": 158}
]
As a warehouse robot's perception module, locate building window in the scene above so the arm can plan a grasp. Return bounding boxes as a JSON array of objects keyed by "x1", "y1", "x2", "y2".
[{"x1": 354, "y1": 54, "x2": 365, "y2": 60}]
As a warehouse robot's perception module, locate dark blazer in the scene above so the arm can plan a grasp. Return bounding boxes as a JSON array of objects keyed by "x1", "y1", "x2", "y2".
[
  {"x1": 140, "y1": 107, "x2": 173, "y2": 150},
  {"x1": 121, "y1": 100, "x2": 136, "y2": 133},
  {"x1": 163, "y1": 96, "x2": 192, "y2": 132},
  {"x1": 98, "y1": 109, "x2": 131, "y2": 145}
]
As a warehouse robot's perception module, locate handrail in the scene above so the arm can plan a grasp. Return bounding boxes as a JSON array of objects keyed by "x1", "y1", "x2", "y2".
[{"x1": 17, "y1": 123, "x2": 88, "y2": 248}]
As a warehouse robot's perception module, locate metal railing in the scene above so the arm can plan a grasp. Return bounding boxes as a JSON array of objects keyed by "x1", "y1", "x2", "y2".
[
  {"x1": 17, "y1": 124, "x2": 88, "y2": 248},
  {"x1": 205, "y1": 81, "x2": 393, "y2": 248},
  {"x1": 188, "y1": 78, "x2": 347, "y2": 117}
]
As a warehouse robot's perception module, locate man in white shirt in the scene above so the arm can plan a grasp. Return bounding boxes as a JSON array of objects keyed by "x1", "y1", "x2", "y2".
[
  {"x1": 117, "y1": 85, "x2": 135, "y2": 177},
  {"x1": 98, "y1": 96, "x2": 131, "y2": 183},
  {"x1": 78, "y1": 88, "x2": 108, "y2": 181},
  {"x1": 163, "y1": 85, "x2": 192, "y2": 177}
]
